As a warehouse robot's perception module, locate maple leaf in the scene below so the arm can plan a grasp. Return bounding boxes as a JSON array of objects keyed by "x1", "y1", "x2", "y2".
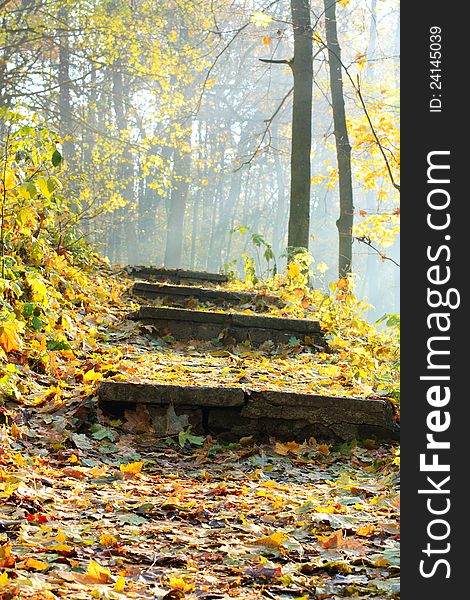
[
  {"x1": 24, "y1": 557, "x2": 50, "y2": 571},
  {"x1": 256, "y1": 531, "x2": 288, "y2": 549},
  {"x1": 322, "y1": 529, "x2": 365, "y2": 551},
  {"x1": 168, "y1": 575, "x2": 194, "y2": 591},
  {"x1": 287, "y1": 262, "x2": 301, "y2": 280},
  {"x1": 356, "y1": 524, "x2": 377, "y2": 537},
  {"x1": 87, "y1": 558, "x2": 112, "y2": 583},
  {"x1": 318, "y1": 443, "x2": 330, "y2": 457},
  {"x1": 120, "y1": 461, "x2": 143, "y2": 476},
  {"x1": 123, "y1": 405, "x2": 154, "y2": 433},
  {"x1": 0, "y1": 321, "x2": 22, "y2": 353},
  {"x1": 274, "y1": 440, "x2": 303, "y2": 456},
  {"x1": 100, "y1": 533, "x2": 118, "y2": 547},
  {"x1": 0, "y1": 544, "x2": 15, "y2": 568},
  {"x1": 0, "y1": 571, "x2": 9, "y2": 587},
  {"x1": 114, "y1": 576, "x2": 126, "y2": 591}
]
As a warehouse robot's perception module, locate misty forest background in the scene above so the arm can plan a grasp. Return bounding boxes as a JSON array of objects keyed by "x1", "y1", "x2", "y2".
[{"x1": 1, "y1": 0, "x2": 400, "y2": 320}]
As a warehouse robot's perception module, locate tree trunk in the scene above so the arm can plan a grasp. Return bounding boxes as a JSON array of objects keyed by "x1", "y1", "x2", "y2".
[
  {"x1": 112, "y1": 65, "x2": 139, "y2": 264},
  {"x1": 324, "y1": 0, "x2": 354, "y2": 278},
  {"x1": 58, "y1": 2, "x2": 74, "y2": 160},
  {"x1": 359, "y1": 0, "x2": 378, "y2": 299},
  {"x1": 272, "y1": 123, "x2": 288, "y2": 264},
  {"x1": 393, "y1": 5, "x2": 400, "y2": 90},
  {"x1": 287, "y1": 0, "x2": 313, "y2": 255},
  {"x1": 164, "y1": 142, "x2": 191, "y2": 268}
]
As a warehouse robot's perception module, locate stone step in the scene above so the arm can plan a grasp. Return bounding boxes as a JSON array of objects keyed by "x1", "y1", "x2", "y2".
[
  {"x1": 134, "y1": 305, "x2": 324, "y2": 346},
  {"x1": 133, "y1": 281, "x2": 260, "y2": 306},
  {"x1": 126, "y1": 266, "x2": 228, "y2": 285},
  {"x1": 99, "y1": 381, "x2": 399, "y2": 442}
]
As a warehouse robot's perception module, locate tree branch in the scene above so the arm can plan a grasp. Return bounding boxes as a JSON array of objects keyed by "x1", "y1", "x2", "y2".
[
  {"x1": 355, "y1": 236, "x2": 400, "y2": 267},
  {"x1": 235, "y1": 86, "x2": 294, "y2": 170},
  {"x1": 259, "y1": 58, "x2": 290, "y2": 65}
]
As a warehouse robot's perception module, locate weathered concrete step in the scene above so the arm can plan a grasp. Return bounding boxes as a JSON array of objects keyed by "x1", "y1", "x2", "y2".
[
  {"x1": 127, "y1": 266, "x2": 228, "y2": 285},
  {"x1": 133, "y1": 281, "x2": 259, "y2": 306},
  {"x1": 135, "y1": 305, "x2": 323, "y2": 346},
  {"x1": 99, "y1": 381, "x2": 399, "y2": 442}
]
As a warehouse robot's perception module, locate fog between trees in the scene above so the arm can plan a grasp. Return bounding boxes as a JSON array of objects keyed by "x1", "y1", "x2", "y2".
[{"x1": 0, "y1": 0, "x2": 400, "y2": 320}]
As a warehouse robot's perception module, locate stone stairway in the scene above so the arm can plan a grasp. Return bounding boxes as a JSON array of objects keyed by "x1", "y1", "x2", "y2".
[{"x1": 98, "y1": 268, "x2": 399, "y2": 442}]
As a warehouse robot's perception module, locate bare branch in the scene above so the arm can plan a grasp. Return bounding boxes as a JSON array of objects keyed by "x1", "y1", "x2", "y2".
[
  {"x1": 355, "y1": 236, "x2": 400, "y2": 267},
  {"x1": 259, "y1": 58, "x2": 290, "y2": 65},
  {"x1": 235, "y1": 86, "x2": 294, "y2": 170}
]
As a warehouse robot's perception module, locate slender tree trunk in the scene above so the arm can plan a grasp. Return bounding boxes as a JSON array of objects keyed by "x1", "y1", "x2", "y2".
[
  {"x1": 366, "y1": 0, "x2": 377, "y2": 81},
  {"x1": 324, "y1": 0, "x2": 354, "y2": 278},
  {"x1": 206, "y1": 184, "x2": 223, "y2": 271},
  {"x1": 58, "y1": 2, "x2": 74, "y2": 160},
  {"x1": 164, "y1": 141, "x2": 191, "y2": 268},
  {"x1": 272, "y1": 123, "x2": 288, "y2": 263},
  {"x1": 112, "y1": 65, "x2": 139, "y2": 264},
  {"x1": 287, "y1": 0, "x2": 313, "y2": 254},
  {"x1": 190, "y1": 195, "x2": 199, "y2": 268},
  {"x1": 225, "y1": 171, "x2": 248, "y2": 263},
  {"x1": 393, "y1": 6, "x2": 400, "y2": 90}
]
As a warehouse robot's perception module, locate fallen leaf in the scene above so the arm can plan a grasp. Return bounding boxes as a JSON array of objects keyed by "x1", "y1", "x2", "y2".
[
  {"x1": 114, "y1": 575, "x2": 126, "y2": 591},
  {"x1": 100, "y1": 533, "x2": 118, "y2": 547},
  {"x1": 0, "y1": 321, "x2": 22, "y2": 353},
  {"x1": 87, "y1": 558, "x2": 112, "y2": 583},
  {"x1": 24, "y1": 557, "x2": 50, "y2": 571},
  {"x1": 120, "y1": 461, "x2": 143, "y2": 476},
  {"x1": 256, "y1": 531, "x2": 288, "y2": 549}
]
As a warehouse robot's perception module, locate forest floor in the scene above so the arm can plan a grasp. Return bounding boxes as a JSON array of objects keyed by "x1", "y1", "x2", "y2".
[{"x1": 1, "y1": 266, "x2": 400, "y2": 599}]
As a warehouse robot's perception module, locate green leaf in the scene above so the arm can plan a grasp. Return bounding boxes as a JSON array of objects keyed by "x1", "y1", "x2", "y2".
[
  {"x1": 31, "y1": 316, "x2": 45, "y2": 331},
  {"x1": 178, "y1": 428, "x2": 205, "y2": 448},
  {"x1": 47, "y1": 340, "x2": 71, "y2": 351},
  {"x1": 51, "y1": 149, "x2": 63, "y2": 167},
  {"x1": 90, "y1": 423, "x2": 116, "y2": 442},
  {"x1": 115, "y1": 513, "x2": 148, "y2": 525}
]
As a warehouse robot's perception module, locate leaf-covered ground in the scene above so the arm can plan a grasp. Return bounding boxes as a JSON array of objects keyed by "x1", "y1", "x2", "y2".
[{"x1": 1, "y1": 407, "x2": 399, "y2": 599}]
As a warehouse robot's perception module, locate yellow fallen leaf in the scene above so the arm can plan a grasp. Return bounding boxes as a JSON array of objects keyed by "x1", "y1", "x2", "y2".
[
  {"x1": 120, "y1": 461, "x2": 143, "y2": 476},
  {"x1": 100, "y1": 533, "x2": 118, "y2": 547},
  {"x1": 53, "y1": 543, "x2": 74, "y2": 553},
  {"x1": 87, "y1": 558, "x2": 111, "y2": 583},
  {"x1": 256, "y1": 531, "x2": 288, "y2": 549},
  {"x1": 0, "y1": 543, "x2": 14, "y2": 568},
  {"x1": 274, "y1": 441, "x2": 303, "y2": 456},
  {"x1": 0, "y1": 320, "x2": 22, "y2": 353},
  {"x1": 0, "y1": 571, "x2": 9, "y2": 586},
  {"x1": 25, "y1": 557, "x2": 50, "y2": 571},
  {"x1": 9, "y1": 423, "x2": 22, "y2": 439},
  {"x1": 356, "y1": 524, "x2": 377, "y2": 537},
  {"x1": 83, "y1": 368, "x2": 103, "y2": 383},
  {"x1": 55, "y1": 530, "x2": 67, "y2": 543},
  {"x1": 114, "y1": 575, "x2": 126, "y2": 592},
  {"x1": 169, "y1": 575, "x2": 194, "y2": 591}
]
